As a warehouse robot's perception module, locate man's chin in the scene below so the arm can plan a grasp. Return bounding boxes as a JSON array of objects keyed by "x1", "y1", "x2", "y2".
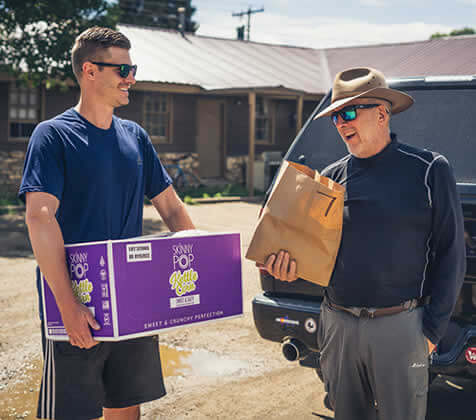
[{"x1": 115, "y1": 99, "x2": 130, "y2": 108}]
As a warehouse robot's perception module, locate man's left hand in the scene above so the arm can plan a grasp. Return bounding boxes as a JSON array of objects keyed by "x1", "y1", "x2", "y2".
[{"x1": 427, "y1": 338, "x2": 436, "y2": 355}]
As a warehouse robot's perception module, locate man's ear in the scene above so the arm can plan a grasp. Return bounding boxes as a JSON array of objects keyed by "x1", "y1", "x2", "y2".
[
  {"x1": 82, "y1": 62, "x2": 95, "y2": 80},
  {"x1": 377, "y1": 105, "x2": 387, "y2": 123}
]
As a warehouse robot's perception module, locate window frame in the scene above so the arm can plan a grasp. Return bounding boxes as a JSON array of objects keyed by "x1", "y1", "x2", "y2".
[
  {"x1": 143, "y1": 92, "x2": 173, "y2": 144},
  {"x1": 8, "y1": 83, "x2": 41, "y2": 142},
  {"x1": 255, "y1": 96, "x2": 275, "y2": 145}
]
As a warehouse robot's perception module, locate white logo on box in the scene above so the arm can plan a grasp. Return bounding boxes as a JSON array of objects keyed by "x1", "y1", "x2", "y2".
[
  {"x1": 127, "y1": 243, "x2": 152, "y2": 262},
  {"x1": 170, "y1": 294, "x2": 200, "y2": 308}
]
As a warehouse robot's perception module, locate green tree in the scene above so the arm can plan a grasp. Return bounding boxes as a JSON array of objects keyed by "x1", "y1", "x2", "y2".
[
  {"x1": 430, "y1": 27, "x2": 475, "y2": 39},
  {"x1": 118, "y1": 0, "x2": 198, "y2": 33},
  {"x1": 0, "y1": 0, "x2": 120, "y2": 86}
]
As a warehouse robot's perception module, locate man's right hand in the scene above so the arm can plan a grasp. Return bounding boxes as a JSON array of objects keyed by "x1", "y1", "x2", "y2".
[
  {"x1": 60, "y1": 302, "x2": 100, "y2": 349},
  {"x1": 257, "y1": 250, "x2": 298, "y2": 282}
]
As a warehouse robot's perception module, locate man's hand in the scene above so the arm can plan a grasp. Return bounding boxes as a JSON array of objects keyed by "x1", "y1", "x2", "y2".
[
  {"x1": 427, "y1": 338, "x2": 436, "y2": 355},
  {"x1": 60, "y1": 302, "x2": 100, "y2": 349},
  {"x1": 257, "y1": 250, "x2": 298, "y2": 282}
]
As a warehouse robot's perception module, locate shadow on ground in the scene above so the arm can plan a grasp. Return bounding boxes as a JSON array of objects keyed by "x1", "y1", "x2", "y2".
[
  {"x1": 0, "y1": 212, "x2": 167, "y2": 259},
  {"x1": 142, "y1": 217, "x2": 166, "y2": 235},
  {"x1": 0, "y1": 212, "x2": 33, "y2": 258}
]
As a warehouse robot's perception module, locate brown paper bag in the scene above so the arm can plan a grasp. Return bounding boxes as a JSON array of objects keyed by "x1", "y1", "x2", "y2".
[{"x1": 245, "y1": 160, "x2": 345, "y2": 286}]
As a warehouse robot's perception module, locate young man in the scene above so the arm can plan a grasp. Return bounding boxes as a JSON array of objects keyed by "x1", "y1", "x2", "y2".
[
  {"x1": 19, "y1": 27, "x2": 195, "y2": 420},
  {"x1": 263, "y1": 67, "x2": 465, "y2": 419}
]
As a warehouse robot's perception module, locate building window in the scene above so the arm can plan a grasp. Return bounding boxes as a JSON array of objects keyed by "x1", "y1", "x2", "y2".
[
  {"x1": 144, "y1": 93, "x2": 172, "y2": 143},
  {"x1": 9, "y1": 84, "x2": 40, "y2": 139},
  {"x1": 255, "y1": 96, "x2": 273, "y2": 143}
]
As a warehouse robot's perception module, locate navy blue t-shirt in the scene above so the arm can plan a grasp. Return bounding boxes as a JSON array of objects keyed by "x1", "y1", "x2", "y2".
[
  {"x1": 19, "y1": 108, "x2": 172, "y2": 244},
  {"x1": 19, "y1": 108, "x2": 172, "y2": 318}
]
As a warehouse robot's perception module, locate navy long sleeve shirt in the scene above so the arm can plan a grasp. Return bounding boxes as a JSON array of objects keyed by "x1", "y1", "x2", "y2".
[{"x1": 322, "y1": 134, "x2": 466, "y2": 344}]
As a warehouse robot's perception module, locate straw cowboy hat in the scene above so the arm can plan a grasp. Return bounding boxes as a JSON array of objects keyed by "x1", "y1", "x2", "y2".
[{"x1": 314, "y1": 67, "x2": 414, "y2": 119}]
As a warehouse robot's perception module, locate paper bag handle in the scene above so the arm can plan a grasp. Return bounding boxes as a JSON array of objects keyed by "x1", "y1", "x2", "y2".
[{"x1": 314, "y1": 170, "x2": 334, "y2": 190}]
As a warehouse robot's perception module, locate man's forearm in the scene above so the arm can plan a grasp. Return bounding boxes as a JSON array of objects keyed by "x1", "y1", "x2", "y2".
[
  {"x1": 151, "y1": 186, "x2": 195, "y2": 232},
  {"x1": 26, "y1": 214, "x2": 76, "y2": 312},
  {"x1": 163, "y1": 201, "x2": 195, "y2": 232}
]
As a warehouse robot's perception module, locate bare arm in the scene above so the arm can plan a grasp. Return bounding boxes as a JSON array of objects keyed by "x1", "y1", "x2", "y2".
[
  {"x1": 25, "y1": 192, "x2": 99, "y2": 348},
  {"x1": 151, "y1": 185, "x2": 195, "y2": 231}
]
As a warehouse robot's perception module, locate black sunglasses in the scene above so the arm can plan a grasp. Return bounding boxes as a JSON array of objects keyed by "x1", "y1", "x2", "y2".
[
  {"x1": 91, "y1": 62, "x2": 137, "y2": 78},
  {"x1": 331, "y1": 104, "x2": 380, "y2": 125}
]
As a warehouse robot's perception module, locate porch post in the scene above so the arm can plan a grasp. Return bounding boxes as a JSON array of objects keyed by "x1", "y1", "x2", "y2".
[
  {"x1": 247, "y1": 91, "x2": 256, "y2": 197},
  {"x1": 296, "y1": 95, "x2": 304, "y2": 135}
]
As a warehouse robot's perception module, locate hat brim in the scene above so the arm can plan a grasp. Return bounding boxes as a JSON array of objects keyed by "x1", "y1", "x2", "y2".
[{"x1": 313, "y1": 87, "x2": 414, "y2": 120}]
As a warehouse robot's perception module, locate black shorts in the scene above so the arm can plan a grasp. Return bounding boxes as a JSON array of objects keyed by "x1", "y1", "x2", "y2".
[{"x1": 37, "y1": 324, "x2": 166, "y2": 420}]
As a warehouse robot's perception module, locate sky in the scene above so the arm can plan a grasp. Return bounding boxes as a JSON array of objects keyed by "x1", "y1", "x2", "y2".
[{"x1": 193, "y1": 0, "x2": 476, "y2": 49}]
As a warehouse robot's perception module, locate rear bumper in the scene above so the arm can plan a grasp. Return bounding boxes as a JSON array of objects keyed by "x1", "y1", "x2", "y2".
[
  {"x1": 432, "y1": 325, "x2": 476, "y2": 378},
  {"x1": 252, "y1": 293, "x2": 322, "y2": 352}
]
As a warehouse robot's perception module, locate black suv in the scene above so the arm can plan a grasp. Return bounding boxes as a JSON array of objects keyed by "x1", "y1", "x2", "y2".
[{"x1": 252, "y1": 75, "x2": 476, "y2": 383}]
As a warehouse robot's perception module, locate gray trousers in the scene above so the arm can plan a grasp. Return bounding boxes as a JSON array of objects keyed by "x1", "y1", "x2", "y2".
[{"x1": 318, "y1": 300, "x2": 429, "y2": 420}]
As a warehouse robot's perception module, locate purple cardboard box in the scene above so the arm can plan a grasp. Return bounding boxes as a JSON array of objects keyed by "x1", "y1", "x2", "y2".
[{"x1": 41, "y1": 231, "x2": 243, "y2": 341}]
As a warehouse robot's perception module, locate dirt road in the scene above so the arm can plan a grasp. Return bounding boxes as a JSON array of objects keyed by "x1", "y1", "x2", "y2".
[{"x1": 1, "y1": 202, "x2": 475, "y2": 420}]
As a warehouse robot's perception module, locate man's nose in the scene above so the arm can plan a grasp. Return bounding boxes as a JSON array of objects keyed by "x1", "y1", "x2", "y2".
[{"x1": 125, "y1": 71, "x2": 136, "y2": 85}]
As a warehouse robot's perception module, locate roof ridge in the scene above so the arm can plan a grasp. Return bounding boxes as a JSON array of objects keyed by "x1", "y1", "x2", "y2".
[
  {"x1": 324, "y1": 34, "x2": 476, "y2": 51},
  {"x1": 117, "y1": 23, "x2": 322, "y2": 51}
]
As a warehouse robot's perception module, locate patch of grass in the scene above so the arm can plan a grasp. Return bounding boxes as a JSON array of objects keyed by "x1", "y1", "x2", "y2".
[
  {"x1": 0, "y1": 193, "x2": 22, "y2": 207},
  {"x1": 183, "y1": 195, "x2": 196, "y2": 205},
  {"x1": 177, "y1": 183, "x2": 264, "y2": 200}
]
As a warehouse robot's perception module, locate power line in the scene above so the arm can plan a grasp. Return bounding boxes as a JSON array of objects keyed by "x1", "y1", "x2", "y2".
[{"x1": 232, "y1": 6, "x2": 264, "y2": 41}]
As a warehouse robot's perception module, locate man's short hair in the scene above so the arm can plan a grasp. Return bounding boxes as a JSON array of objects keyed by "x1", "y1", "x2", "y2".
[{"x1": 71, "y1": 27, "x2": 131, "y2": 82}]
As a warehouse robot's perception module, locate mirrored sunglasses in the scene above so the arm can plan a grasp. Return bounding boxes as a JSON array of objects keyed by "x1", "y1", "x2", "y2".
[
  {"x1": 91, "y1": 62, "x2": 138, "y2": 78},
  {"x1": 331, "y1": 104, "x2": 380, "y2": 125}
]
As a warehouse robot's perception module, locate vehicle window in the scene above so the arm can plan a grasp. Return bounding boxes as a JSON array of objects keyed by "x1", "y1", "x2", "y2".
[{"x1": 287, "y1": 86, "x2": 476, "y2": 183}]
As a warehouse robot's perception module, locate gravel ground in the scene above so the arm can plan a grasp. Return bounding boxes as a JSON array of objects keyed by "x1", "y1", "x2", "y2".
[{"x1": 1, "y1": 203, "x2": 475, "y2": 420}]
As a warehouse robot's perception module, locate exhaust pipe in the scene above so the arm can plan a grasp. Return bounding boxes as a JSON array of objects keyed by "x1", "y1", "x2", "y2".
[{"x1": 282, "y1": 338, "x2": 310, "y2": 361}]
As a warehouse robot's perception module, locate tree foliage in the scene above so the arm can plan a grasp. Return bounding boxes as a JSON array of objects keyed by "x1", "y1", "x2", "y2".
[
  {"x1": 119, "y1": 0, "x2": 198, "y2": 33},
  {"x1": 0, "y1": 0, "x2": 120, "y2": 86},
  {"x1": 430, "y1": 27, "x2": 476, "y2": 39}
]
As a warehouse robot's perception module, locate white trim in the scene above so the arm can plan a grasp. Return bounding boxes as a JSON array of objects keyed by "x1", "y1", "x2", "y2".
[
  {"x1": 110, "y1": 231, "x2": 240, "y2": 244},
  {"x1": 322, "y1": 155, "x2": 351, "y2": 174},
  {"x1": 424, "y1": 155, "x2": 445, "y2": 208},
  {"x1": 397, "y1": 148, "x2": 431, "y2": 165},
  {"x1": 39, "y1": 339, "x2": 48, "y2": 418},
  {"x1": 397, "y1": 148, "x2": 443, "y2": 297},
  {"x1": 107, "y1": 241, "x2": 120, "y2": 338},
  {"x1": 420, "y1": 233, "x2": 433, "y2": 297},
  {"x1": 65, "y1": 239, "x2": 109, "y2": 248},
  {"x1": 51, "y1": 340, "x2": 56, "y2": 418}
]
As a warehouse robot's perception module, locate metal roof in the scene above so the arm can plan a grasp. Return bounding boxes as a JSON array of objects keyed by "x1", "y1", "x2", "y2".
[
  {"x1": 119, "y1": 24, "x2": 330, "y2": 95},
  {"x1": 119, "y1": 25, "x2": 476, "y2": 95},
  {"x1": 325, "y1": 35, "x2": 476, "y2": 80}
]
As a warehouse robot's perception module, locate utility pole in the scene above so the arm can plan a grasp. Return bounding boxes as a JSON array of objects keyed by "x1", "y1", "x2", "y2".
[{"x1": 232, "y1": 6, "x2": 264, "y2": 41}]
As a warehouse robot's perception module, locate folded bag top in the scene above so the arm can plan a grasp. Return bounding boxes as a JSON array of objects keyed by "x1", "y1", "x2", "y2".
[{"x1": 246, "y1": 161, "x2": 345, "y2": 287}]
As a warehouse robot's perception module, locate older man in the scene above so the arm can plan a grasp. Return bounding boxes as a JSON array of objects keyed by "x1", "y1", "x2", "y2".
[{"x1": 264, "y1": 67, "x2": 465, "y2": 420}]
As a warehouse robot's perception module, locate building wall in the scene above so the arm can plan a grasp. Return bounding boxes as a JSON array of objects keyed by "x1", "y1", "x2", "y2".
[
  {"x1": 159, "y1": 93, "x2": 196, "y2": 154},
  {"x1": 0, "y1": 80, "x2": 321, "y2": 195},
  {"x1": 116, "y1": 91, "x2": 197, "y2": 154},
  {"x1": 44, "y1": 86, "x2": 79, "y2": 119},
  {"x1": 226, "y1": 97, "x2": 320, "y2": 157},
  {"x1": 0, "y1": 82, "x2": 8, "y2": 146},
  {"x1": 226, "y1": 97, "x2": 249, "y2": 156}
]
